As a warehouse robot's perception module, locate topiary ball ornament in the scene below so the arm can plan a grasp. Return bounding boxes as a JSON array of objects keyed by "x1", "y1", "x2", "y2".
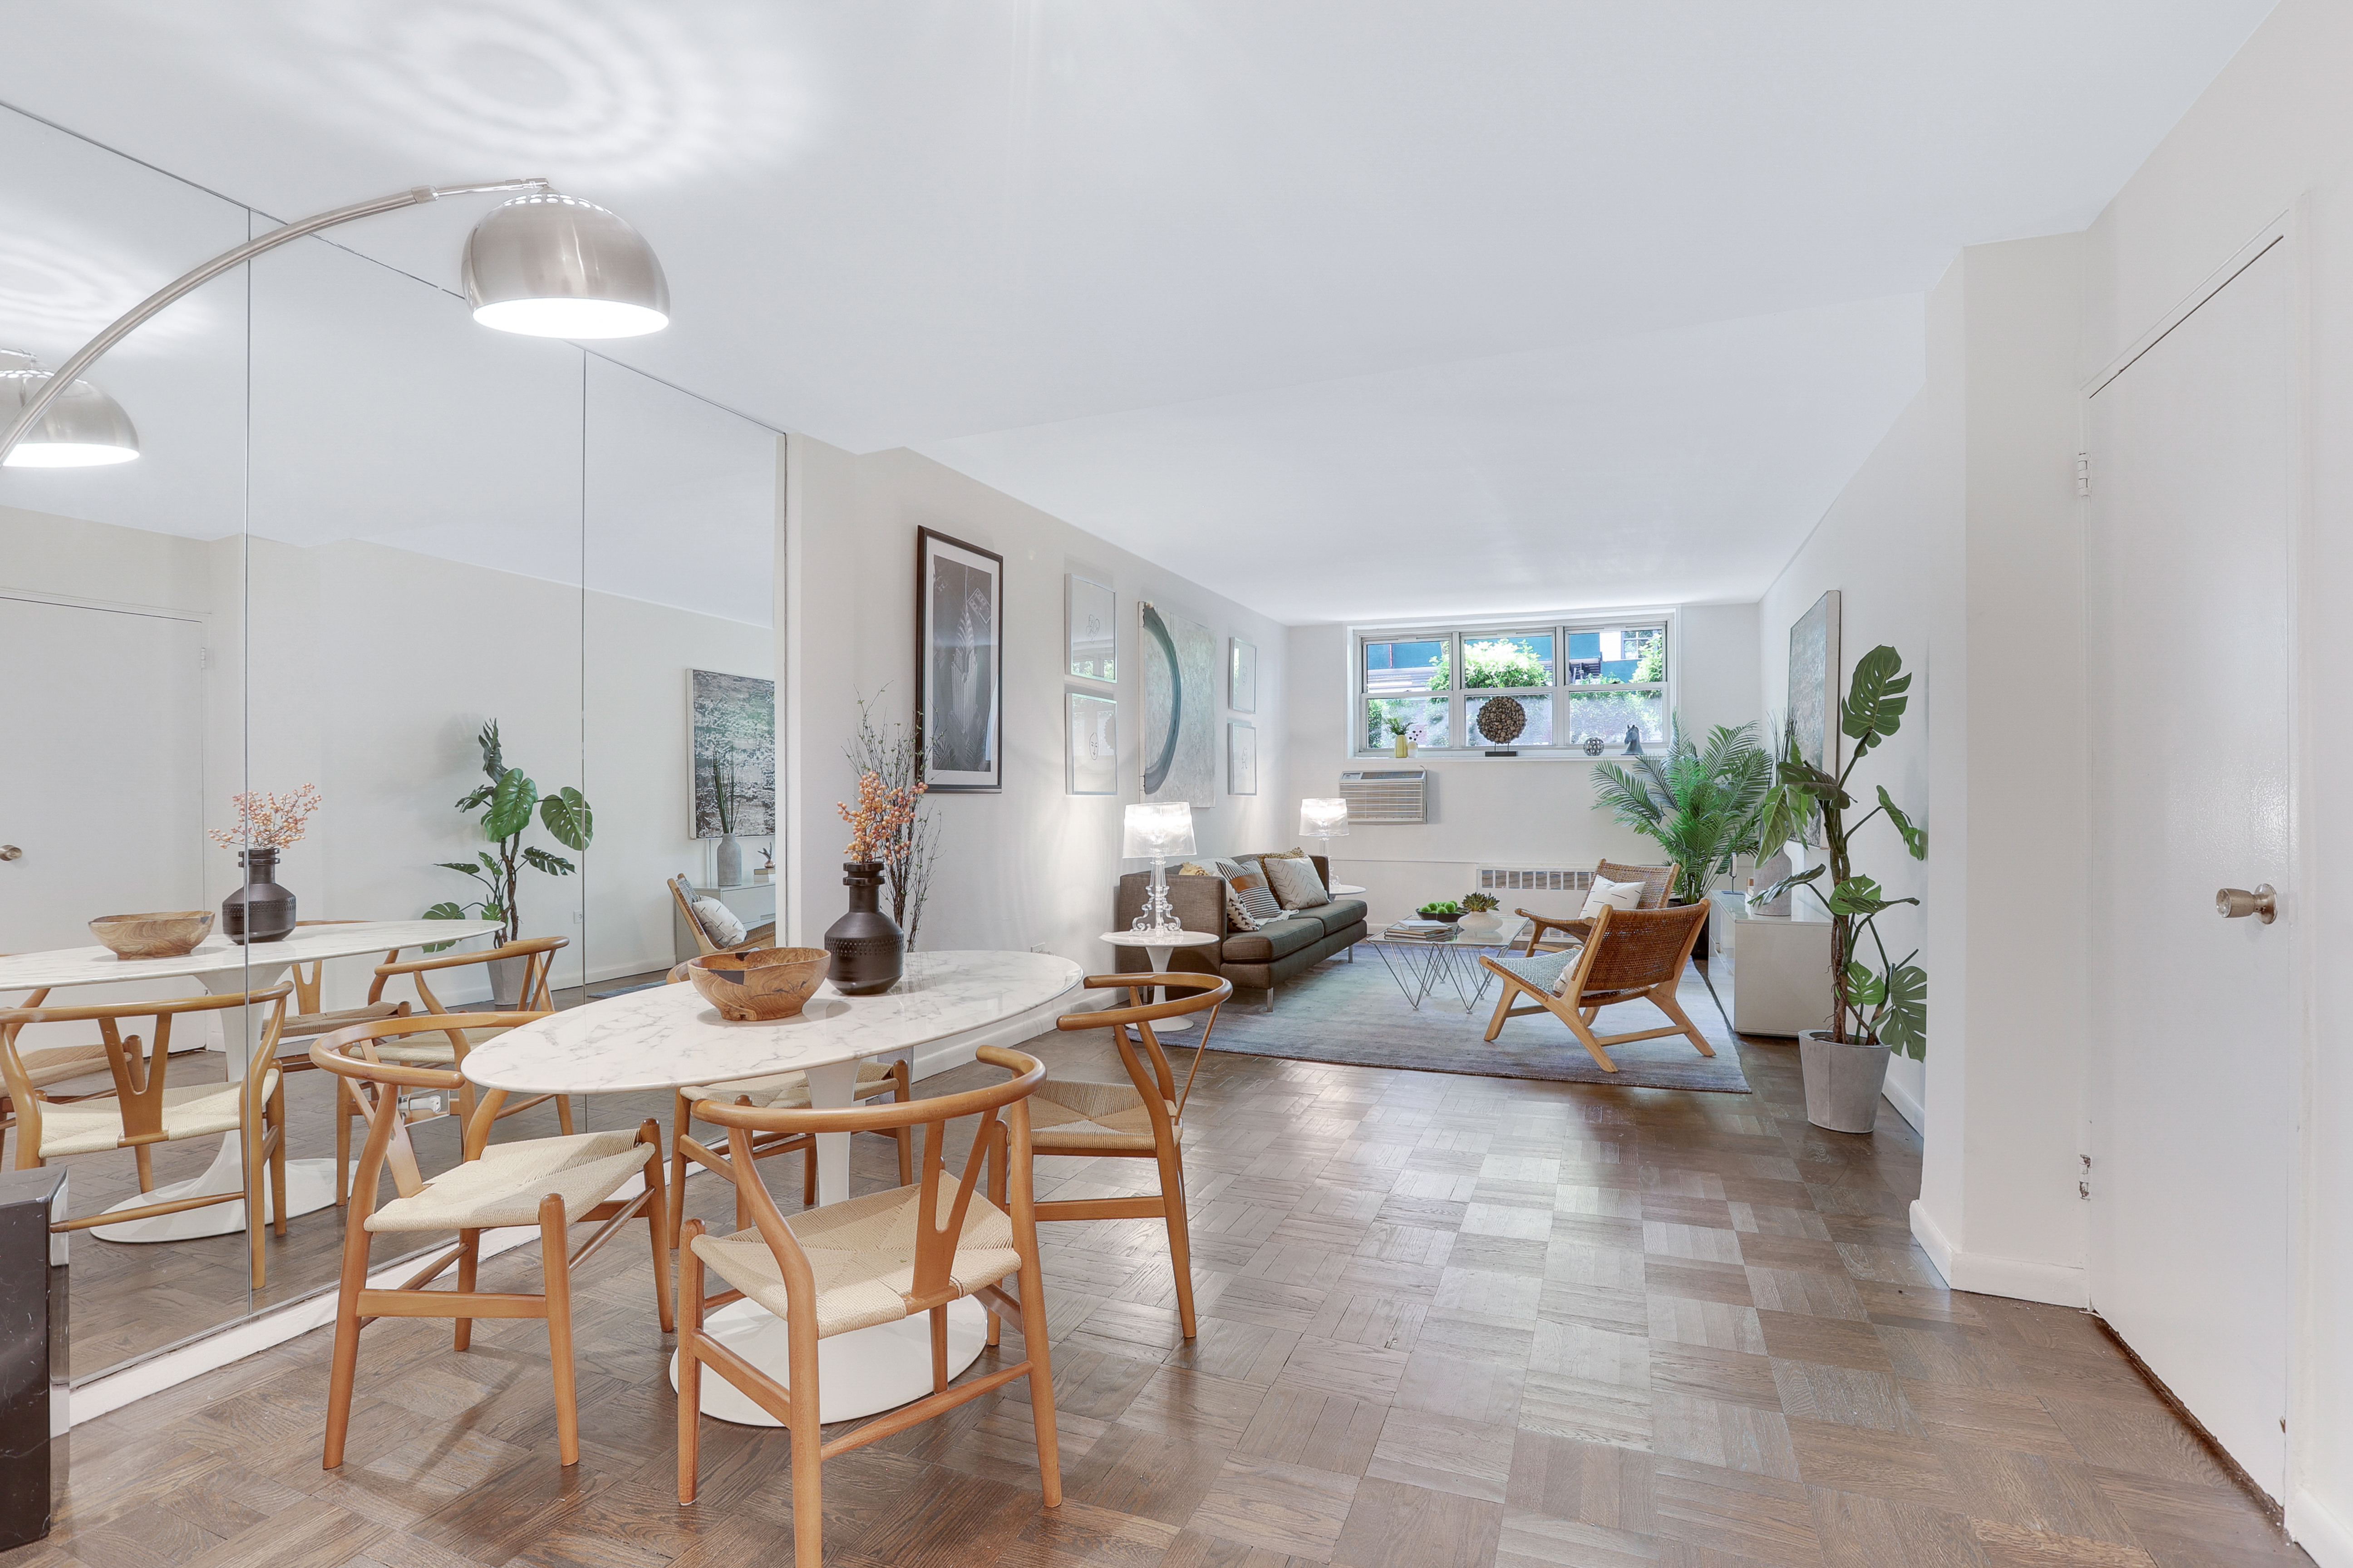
[{"x1": 1476, "y1": 696, "x2": 1526, "y2": 745}]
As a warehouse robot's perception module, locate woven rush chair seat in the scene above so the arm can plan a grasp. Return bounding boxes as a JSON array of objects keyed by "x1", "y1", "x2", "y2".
[
  {"x1": 366, "y1": 1022, "x2": 514, "y2": 1064},
  {"x1": 365, "y1": 1127, "x2": 651, "y2": 1233},
  {"x1": 689, "y1": 1182, "x2": 1022, "y2": 1338},
  {"x1": 1027, "y1": 1079, "x2": 1178, "y2": 1153},
  {"x1": 681, "y1": 1060, "x2": 897, "y2": 1108},
  {"x1": 35, "y1": 1071, "x2": 280, "y2": 1157},
  {"x1": 282, "y1": 1000, "x2": 410, "y2": 1042}
]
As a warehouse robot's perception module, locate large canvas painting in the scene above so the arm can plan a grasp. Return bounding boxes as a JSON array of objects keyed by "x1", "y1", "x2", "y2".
[
  {"x1": 916, "y1": 527, "x2": 1004, "y2": 791},
  {"x1": 1067, "y1": 575, "x2": 1116, "y2": 683},
  {"x1": 1140, "y1": 600, "x2": 1217, "y2": 809},
  {"x1": 689, "y1": 668, "x2": 776, "y2": 837},
  {"x1": 1067, "y1": 692, "x2": 1117, "y2": 795},
  {"x1": 1788, "y1": 589, "x2": 1842, "y2": 773}
]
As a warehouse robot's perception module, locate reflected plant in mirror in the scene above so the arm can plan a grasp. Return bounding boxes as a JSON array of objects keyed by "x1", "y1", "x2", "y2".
[{"x1": 424, "y1": 720, "x2": 594, "y2": 948}]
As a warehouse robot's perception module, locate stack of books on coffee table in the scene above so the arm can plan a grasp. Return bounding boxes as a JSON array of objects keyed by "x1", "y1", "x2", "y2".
[{"x1": 1383, "y1": 920, "x2": 1456, "y2": 941}]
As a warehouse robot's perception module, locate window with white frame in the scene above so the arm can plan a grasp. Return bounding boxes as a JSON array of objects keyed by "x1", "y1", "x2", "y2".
[{"x1": 1355, "y1": 618, "x2": 1671, "y2": 755}]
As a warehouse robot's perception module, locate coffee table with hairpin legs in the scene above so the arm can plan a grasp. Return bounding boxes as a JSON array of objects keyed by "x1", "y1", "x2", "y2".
[{"x1": 1363, "y1": 917, "x2": 1531, "y2": 1013}]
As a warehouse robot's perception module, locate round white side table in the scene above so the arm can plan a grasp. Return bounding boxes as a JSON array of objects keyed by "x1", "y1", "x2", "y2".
[
  {"x1": 1327, "y1": 882, "x2": 1368, "y2": 896},
  {"x1": 1098, "y1": 929, "x2": 1222, "y2": 1032}
]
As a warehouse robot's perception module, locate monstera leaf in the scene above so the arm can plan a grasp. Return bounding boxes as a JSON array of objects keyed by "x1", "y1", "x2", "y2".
[
  {"x1": 1841, "y1": 645, "x2": 1911, "y2": 757},
  {"x1": 482, "y1": 768, "x2": 537, "y2": 843},
  {"x1": 1878, "y1": 964, "x2": 1928, "y2": 1059},
  {"x1": 522, "y1": 846, "x2": 576, "y2": 877},
  {"x1": 1827, "y1": 875, "x2": 1916, "y2": 916},
  {"x1": 1841, "y1": 959, "x2": 1886, "y2": 1009},
  {"x1": 539, "y1": 786, "x2": 593, "y2": 852},
  {"x1": 1754, "y1": 863, "x2": 1824, "y2": 910},
  {"x1": 1878, "y1": 786, "x2": 1927, "y2": 860}
]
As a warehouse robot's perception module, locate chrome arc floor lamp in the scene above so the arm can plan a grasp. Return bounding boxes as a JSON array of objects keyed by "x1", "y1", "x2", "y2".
[{"x1": 0, "y1": 178, "x2": 669, "y2": 468}]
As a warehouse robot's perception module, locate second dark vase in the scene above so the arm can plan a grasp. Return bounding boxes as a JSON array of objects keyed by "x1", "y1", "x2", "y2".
[
  {"x1": 824, "y1": 860, "x2": 905, "y2": 996},
  {"x1": 221, "y1": 846, "x2": 296, "y2": 945}
]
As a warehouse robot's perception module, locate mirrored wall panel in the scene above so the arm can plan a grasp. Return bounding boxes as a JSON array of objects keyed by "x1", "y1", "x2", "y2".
[{"x1": 0, "y1": 103, "x2": 777, "y2": 1380}]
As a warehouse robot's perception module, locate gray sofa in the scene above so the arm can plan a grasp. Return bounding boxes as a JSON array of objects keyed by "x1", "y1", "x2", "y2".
[{"x1": 1112, "y1": 853, "x2": 1368, "y2": 1007}]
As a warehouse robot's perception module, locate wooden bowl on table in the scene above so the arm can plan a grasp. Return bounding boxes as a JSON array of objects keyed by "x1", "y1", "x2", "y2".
[
  {"x1": 89, "y1": 910, "x2": 214, "y2": 959},
  {"x1": 683, "y1": 946, "x2": 830, "y2": 1021}
]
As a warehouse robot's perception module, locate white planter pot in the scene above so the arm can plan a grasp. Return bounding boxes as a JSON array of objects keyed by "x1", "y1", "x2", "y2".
[
  {"x1": 1457, "y1": 912, "x2": 1505, "y2": 937},
  {"x1": 1798, "y1": 1030, "x2": 1891, "y2": 1134}
]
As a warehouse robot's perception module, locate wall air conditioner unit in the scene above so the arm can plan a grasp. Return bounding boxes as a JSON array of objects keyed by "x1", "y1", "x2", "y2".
[
  {"x1": 1475, "y1": 866, "x2": 1593, "y2": 895},
  {"x1": 1338, "y1": 769, "x2": 1427, "y2": 824}
]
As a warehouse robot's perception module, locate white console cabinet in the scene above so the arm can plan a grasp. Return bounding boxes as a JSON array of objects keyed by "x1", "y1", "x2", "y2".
[{"x1": 1725, "y1": 909, "x2": 1833, "y2": 1037}]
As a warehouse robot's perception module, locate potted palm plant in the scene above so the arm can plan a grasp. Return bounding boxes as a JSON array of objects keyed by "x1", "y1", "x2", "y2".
[
  {"x1": 1753, "y1": 645, "x2": 1928, "y2": 1132},
  {"x1": 1590, "y1": 718, "x2": 1777, "y2": 947}
]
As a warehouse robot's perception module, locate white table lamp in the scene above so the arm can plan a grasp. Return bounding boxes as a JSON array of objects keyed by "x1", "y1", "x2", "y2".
[
  {"x1": 1300, "y1": 797, "x2": 1349, "y2": 855},
  {"x1": 1124, "y1": 802, "x2": 1197, "y2": 934}
]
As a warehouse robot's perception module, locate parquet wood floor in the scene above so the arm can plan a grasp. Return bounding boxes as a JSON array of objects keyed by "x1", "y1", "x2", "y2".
[{"x1": 7, "y1": 985, "x2": 2311, "y2": 1568}]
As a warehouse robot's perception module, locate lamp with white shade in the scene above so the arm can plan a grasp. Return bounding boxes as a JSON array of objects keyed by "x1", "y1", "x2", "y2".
[
  {"x1": 1124, "y1": 802, "x2": 1197, "y2": 935},
  {"x1": 0, "y1": 178, "x2": 668, "y2": 470},
  {"x1": 1300, "y1": 797, "x2": 1349, "y2": 846}
]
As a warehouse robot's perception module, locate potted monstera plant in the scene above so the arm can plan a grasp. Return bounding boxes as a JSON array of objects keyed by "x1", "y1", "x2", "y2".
[
  {"x1": 424, "y1": 720, "x2": 594, "y2": 1004},
  {"x1": 1754, "y1": 645, "x2": 1927, "y2": 1133}
]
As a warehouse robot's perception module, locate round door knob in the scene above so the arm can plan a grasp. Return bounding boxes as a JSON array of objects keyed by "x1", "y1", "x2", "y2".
[
  {"x1": 2215, "y1": 885, "x2": 2277, "y2": 923},
  {"x1": 0, "y1": 845, "x2": 19, "y2": 861}
]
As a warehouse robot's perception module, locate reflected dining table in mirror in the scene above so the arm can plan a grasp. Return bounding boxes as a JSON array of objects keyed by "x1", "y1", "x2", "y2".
[
  {"x1": 458, "y1": 947, "x2": 1082, "y2": 1425},
  {"x1": 0, "y1": 918, "x2": 503, "y2": 1239}
]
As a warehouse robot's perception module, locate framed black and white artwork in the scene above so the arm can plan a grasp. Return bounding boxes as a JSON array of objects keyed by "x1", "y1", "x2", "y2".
[
  {"x1": 1067, "y1": 692, "x2": 1117, "y2": 795},
  {"x1": 1067, "y1": 575, "x2": 1116, "y2": 684},
  {"x1": 689, "y1": 668, "x2": 776, "y2": 837},
  {"x1": 1228, "y1": 721, "x2": 1258, "y2": 796},
  {"x1": 1229, "y1": 637, "x2": 1257, "y2": 713},
  {"x1": 916, "y1": 527, "x2": 1005, "y2": 792}
]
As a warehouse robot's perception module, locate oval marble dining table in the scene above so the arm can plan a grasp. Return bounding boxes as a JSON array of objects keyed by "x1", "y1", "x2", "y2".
[{"x1": 459, "y1": 948, "x2": 1083, "y2": 1425}]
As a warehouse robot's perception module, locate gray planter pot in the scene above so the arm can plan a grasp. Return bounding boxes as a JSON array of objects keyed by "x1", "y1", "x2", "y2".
[
  {"x1": 1798, "y1": 1030, "x2": 1891, "y2": 1134},
  {"x1": 487, "y1": 955, "x2": 530, "y2": 1010}
]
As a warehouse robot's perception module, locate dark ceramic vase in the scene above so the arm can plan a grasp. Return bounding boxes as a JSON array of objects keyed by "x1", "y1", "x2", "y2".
[
  {"x1": 222, "y1": 846, "x2": 296, "y2": 945},
  {"x1": 824, "y1": 860, "x2": 905, "y2": 995}
]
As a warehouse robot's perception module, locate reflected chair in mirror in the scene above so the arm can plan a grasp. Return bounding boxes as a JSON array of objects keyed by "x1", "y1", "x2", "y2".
[
  {"x1": 311, "y1": 1014, "x2": 672, "y2": 1471},
  {"x1": 0, "y1": 983, "x2": 294, "y2": 1287},
  {"x1": 673, "y1": 1045, "x2": 1060, "y2": 1565},
  {"x1": 1478, "y1": 901, "x2": 1714, "y2": 1072},
  {"x1": 1025, "y1": 972, "x2": 1230, "y2": 1338},
  {"x1": 0, "y1": 983, "x2": 109, "y2": 1170},
  {"x1": 1513, "y1": 860, "x2": 1681, "y2": 954},
  {"x1": 332, "y1": 936, "x2": 573, "y2": 1204},
  {"x1": 658, "y1": 963, "x2": 911, "y2": 1246},
  {"x1": 669, "y1": 873, "x2": 775, "y2": 958}
]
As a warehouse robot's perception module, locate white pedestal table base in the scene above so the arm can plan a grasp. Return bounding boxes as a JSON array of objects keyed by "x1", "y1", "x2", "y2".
[
  {"x1": 92, "y1": 1140, "x2": 337, "y2": 1241},
  {"x1": 669, "y1": 1297, "x2": 990, "y2": 1425}
]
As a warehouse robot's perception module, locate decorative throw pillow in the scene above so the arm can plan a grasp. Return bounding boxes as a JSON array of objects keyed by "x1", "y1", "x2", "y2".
[
  {"x1": 1178, "y1": 859, "x2": 1259, "y2": 931},
  {"x1": 1579, "y1": 876, "x2": 1647, "y2": 919},
  {"x1": 691, "y1": 897, "x2": 746, "y2": 947},
  {"x1": 1257, "y1": 845, "x2": 1310, "y2": 863},
  {"x1": 1263, "y1": 854, "x2": 1331, "y2": 910},
  {"x1": 1218, "y1": 858, "x2": 1285, "y2": 925}
]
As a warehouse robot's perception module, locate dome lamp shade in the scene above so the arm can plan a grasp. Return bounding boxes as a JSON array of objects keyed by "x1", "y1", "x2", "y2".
[
  {"x1": 0, "y1": 353, "x2": 138, "y2": 467},
  {"x1": 462, "y1": 192, "x2": 670, "y2": 339}
]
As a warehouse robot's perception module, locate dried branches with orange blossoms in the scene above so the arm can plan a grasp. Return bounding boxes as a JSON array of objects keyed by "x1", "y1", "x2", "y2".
[
  {"x1": 844, "y1": 691, "x2": 940, "y2": 946},
  {"x1": 208, "y1": 784, "x2": 322, "y2": 850}
]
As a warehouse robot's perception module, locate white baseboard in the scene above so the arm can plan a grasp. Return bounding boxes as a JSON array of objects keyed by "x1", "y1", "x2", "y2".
[
  {"x1": 1909, "y1": 1199, "x2": 2088, "y2": 1307},
  {"x1": 2292, "y1": 1488, "x2": 2353, "y2": 1568},
  {"x1": 1881, "y1": 1076, "x2": 1925, "y2": 1135}
]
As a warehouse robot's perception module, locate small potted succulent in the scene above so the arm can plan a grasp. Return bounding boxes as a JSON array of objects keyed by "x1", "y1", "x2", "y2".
[{"x1": 1457, "y1": 891, "x2": 1505, "y2": 936}]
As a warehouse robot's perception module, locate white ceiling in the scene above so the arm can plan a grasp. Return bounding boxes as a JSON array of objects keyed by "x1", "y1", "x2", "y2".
[{"x1": 0, "y1": 0, "x2": 2276, "y2": 622}]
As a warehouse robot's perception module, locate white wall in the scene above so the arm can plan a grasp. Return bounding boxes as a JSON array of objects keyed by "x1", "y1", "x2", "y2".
[
  {"x1": 2073, "y1": 0, "x2": 2353, "y2": 1551},
  {"x1": 784, "y1": 437, "x2": 1293, "y2": 975},
  {"x1": 1282, "y1": 604, "x2": 1761, "y2": 928}
]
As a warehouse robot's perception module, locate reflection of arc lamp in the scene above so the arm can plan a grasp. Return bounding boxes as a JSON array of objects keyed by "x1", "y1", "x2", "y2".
[{"x1": 1477, "y1": 695, "x2": 1526, "y2": 756}]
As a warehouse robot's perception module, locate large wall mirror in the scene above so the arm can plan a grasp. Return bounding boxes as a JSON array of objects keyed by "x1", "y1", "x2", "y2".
[{"x1": 0, "y1": 103, "x2": 777, "y2": 1381}]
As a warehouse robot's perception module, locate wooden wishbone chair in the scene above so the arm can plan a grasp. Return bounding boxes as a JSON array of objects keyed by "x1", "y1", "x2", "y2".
[
  {"x1": 656, "y1": 962, "x2": 911, "y2": 1244},
  {"x1": 311, "y1": 1013, "x2": 673, "y2": 1471},
  {"x1": 332, "y1": 936, "x2": 573, "y2": 1204},
  {"x1": 0, "y1": 982, "x2": 112, "y2": 1170},
  {"x1": 0, "y1": 984, "x2": 293, "y2": 1288},
  {"x1": 1479, "y1": 901, "x2": 1714, "y2": 1072},
  {"x1": 1017, "y1": 972, "x2": 1228, "y2": 1337},
  {"x1": 674, "y1": 1046, "x2": 1061, "y2": 1567}
]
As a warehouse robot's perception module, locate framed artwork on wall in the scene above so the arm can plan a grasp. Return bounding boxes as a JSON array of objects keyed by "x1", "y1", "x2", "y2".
[
  {"x1": 1229, "y1": 637, "x2": 1257, "y2": 713},
  {"x1": 1228, "y1": 721, "x2": 1257, "y2": 796},
  {"x1": 689, "y1": 668, "x2": 776, "y2": 837},
  {"x1": 916, "y1": 526, "x2": 1005, "y2": 792},
  {"x1": 1067, "y1": 575, "x2": 1116, "y2": 683},
  {"x1": 1067, "y1": 692, "x2": 1117, "y2": 795},
  {"x1": 1140, "y1": 600, "x2": 1218, "y2": 809},
  {"x1": 1788, "y1": 589, "x2": 1842, "y2": 774}
]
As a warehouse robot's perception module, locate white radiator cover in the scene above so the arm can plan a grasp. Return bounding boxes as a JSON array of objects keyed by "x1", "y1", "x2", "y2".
[{"x1": 1475, "y1": 865, "x2": 1593, "y2": 893}]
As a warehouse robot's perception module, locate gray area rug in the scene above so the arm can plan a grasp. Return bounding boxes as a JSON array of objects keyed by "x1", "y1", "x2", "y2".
[{"x1": 1198, "y1": 947, "x2": 1752, "y2": 1093}]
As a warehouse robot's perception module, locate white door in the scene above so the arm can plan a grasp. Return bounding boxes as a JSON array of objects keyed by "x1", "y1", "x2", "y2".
[
  {"x1": 2084, "y1": 237, "x2": 2294, "y2": 1495},
  {"x1": 0, "y1": 595, "x2": 208, "y2": 956}
]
